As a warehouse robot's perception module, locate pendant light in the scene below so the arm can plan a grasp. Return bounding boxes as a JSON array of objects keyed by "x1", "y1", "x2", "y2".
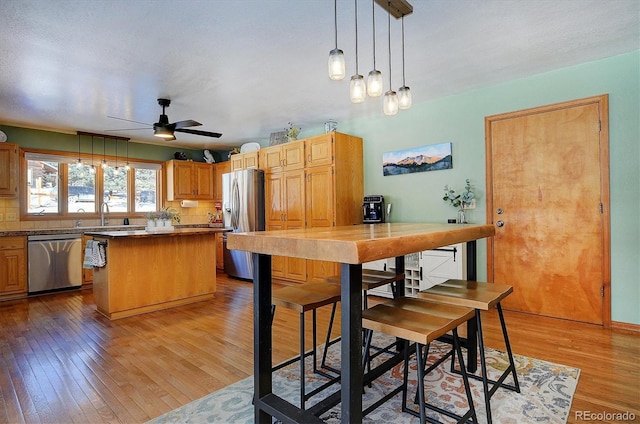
[
  {"x1": 397, "y1": 14, "x2": 412, "y2": 109},
  {"x1": 101, "y1": 137, "x2": 107, "y2": 169},
  {"x1": 113, "y1": 138, "x2": 120, "y2": 175},
  {"x1": 383, "y1": 0, "x2": 398, "y2": 115},
  {"x1": 90, "y1": 136, "x2": 96, "y2": 174},
  {"x1": 124, "y1": 139, "x2": 130, "y2": 172},
  {"x1": 76, "y1": 133, "x2": 83, "y2": 167},
  {"x1": 328, "y1": 0, "x2": 346, "y2": 80},
  {"x1": 349, "y1": 0, "x2": 366, "y2": 103},
  {"x1": 366, "y1": 0, "x2": 383, "y2": 97}
]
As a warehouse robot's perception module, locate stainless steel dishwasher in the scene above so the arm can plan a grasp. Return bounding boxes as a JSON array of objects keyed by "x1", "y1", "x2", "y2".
[{"x1": 27, "y1": 234, "x2": 82, "y2": 294}]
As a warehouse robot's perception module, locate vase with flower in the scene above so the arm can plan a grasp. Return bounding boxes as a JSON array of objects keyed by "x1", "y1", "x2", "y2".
[
  {"x1": 443, "y1": 179, "x2": 475, "y2": 224},
  {"x1": 285, "y1": 122, "x2": 300, "y2": 142}
]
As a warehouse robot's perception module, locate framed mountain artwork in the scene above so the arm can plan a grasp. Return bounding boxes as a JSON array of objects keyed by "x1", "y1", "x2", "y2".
[{"x1": 382, "y1": 142, "x2": 453, "y2": 176}]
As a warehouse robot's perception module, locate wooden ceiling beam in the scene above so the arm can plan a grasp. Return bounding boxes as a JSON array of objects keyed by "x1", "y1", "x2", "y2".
[{"x1": 374, "y1": 0, "x2": 413, "y2": 19}]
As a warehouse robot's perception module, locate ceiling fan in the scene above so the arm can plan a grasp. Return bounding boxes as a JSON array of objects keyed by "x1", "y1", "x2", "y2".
[{"x1": 108, "y1": 98, "x2": 222, "y2": 141}]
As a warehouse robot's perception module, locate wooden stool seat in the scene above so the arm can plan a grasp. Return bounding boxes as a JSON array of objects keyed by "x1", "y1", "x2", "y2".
[
  {"x1": 418, "y1": 279, "x2": 520, "y2": 424},
  {"x1": 362, "y1": 297, "x2": 478, "y2": 424},
  {"x1": 418, "y1": 279, "x2": 513, "y2": 310},
  {"x1": 271, "y1": 282, "x2": 341, "y2": 410}
]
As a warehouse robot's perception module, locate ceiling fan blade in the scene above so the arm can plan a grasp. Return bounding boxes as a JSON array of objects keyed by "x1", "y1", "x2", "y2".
[
  {"x1": 104, "y1": 127, "x2": 150, "y2": 131},
  {"x1": 175, "y1": 128, "x2": 222, "y2": 138},
  {"x1": 173, "y1": 119, "x2": 202, "y2": 129},
  {"x1": 107, "y1": 116, "x2": 152, "y2": 126}
]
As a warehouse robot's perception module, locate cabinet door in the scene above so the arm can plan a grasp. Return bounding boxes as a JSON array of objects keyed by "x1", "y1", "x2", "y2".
[
  {"x1": 171, "y1": 161, "x2": 194, "y2": 199},
  {"x1": 0, "y1": 143, "x2": 18, "y2": 197},
  {"x1": 305, "y1": 134, "x2": 333, "y2": 168},
  {"x1": 306, "y1": 165, "x2": 334, "y2": 228},
  {"x1": 282, "y1": 141, "x2": 304, "y2": 170},
  {"x1": 81, "y1": 235, "x2": 93, "y2": 285},
  {"x1": 194, "y1": 163, "x2": 214, "y2": 199},
  {"x1": 216, "y1": 233, "x2": 224, "y2": 270},
  {"x1": 212, "y1": 162, "x2": 230, "y2": 200},
  {"x1": 230, "y1": 155, "x2": 244, "y2": 171},
  {"x1": 259, "y1": 145, "x2": 284, "y2": 173},
  {"x1": 283, "y1": 170, "x2": 306, "y2": 281},
  {"x1": 420, "y1": 243, "x2": 466, "y2": 290},
  {"x1": 243, "y1": 152, "x2": 259, "y2": 169},
  {"x1": 0, "y1": 249, "x2": 27, "y2": 294}
]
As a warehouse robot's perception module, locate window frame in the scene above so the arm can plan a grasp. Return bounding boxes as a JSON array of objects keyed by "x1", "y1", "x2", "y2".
[{"x1": 21, "y1": 148, "x2": 163, "y2": 221}]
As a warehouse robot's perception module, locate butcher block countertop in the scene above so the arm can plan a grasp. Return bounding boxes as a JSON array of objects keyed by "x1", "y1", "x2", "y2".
[
  {"x1": 85, "y1": 227, "x2": 229, "y2": 239},
  {"x1": 227, "y1": 222, "x2": 495, "y2": 264}
]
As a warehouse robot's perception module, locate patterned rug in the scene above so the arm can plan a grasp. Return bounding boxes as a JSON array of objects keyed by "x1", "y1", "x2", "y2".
[{"x1": 149, "y1": 333, "x2": 580, "y2": 423}]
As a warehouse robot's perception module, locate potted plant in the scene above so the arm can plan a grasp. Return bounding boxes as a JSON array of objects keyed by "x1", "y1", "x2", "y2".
[
  {"x1": 443, "y1": 179, "x2": 475, "y2": 223},
  {"x1": 146, "y1": 211, "x2": 159, "y2": 228}
]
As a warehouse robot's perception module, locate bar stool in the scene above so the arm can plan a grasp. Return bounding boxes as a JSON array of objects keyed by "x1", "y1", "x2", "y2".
[
  {"x1": 362, "y1": 297, "x2": 478, "y2": 424},
  {"x1": 418, "y1": 279, "x2": 521, "y2": 424},
  {"x1": 271, "y1": 281, "x2": 341, "y2": 410}
]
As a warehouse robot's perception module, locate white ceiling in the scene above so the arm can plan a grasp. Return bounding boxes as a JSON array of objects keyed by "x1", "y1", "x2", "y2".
[{"x1": 0, "y1": 0, "x2": 638, "y2": 150}]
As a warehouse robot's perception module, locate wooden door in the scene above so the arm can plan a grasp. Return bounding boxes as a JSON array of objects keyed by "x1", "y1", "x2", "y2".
[
  {"x1": 172, "y1": 161, "x2": 194, "y2": 199},
  {"x1": 265, "y1": 172, "x2": 285, "y2": 278},
  {"x1": 305, "y1": 133, "x2": 333, "y2": 167},
  {"x1": 486, "y1": 95, "x2": 610, "y2": 325},
  {"x1": 194, "y1": 163, "x2": 214, "y2": 199},
  {"x1": 0, "y1": 143, "x2": 18, "y2": 197}
]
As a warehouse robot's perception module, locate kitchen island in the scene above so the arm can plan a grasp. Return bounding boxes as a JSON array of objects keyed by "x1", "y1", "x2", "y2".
[{"x1": 87, "y1": 227, "x2": 227, "y2": 319}]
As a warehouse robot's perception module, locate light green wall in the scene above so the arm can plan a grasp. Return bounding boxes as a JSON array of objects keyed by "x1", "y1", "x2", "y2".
[{"x1": 326, "y1": 51, "x2": 639, "y2": 325}]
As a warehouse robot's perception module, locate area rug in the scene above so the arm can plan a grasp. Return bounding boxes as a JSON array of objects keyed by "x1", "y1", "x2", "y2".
[{"x1": 149, "y1": 333, "x2": 580, "y2": 424}]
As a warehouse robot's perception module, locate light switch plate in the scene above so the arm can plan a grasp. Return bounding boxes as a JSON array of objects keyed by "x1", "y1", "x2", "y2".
[{"x1": 463, "y1": 199, "x2": 476, "y2": 210}]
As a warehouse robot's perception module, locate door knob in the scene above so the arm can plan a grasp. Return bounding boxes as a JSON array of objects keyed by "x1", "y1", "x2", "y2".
[{"x1": 496, "y1": 220, "x2": 505, "y2": 227}]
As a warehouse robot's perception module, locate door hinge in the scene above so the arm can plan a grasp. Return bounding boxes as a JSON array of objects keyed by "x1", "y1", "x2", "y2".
[
  {"x1": 601, "y1": 286, "x2": 604, "y2": 298},
  {"x1": 598, "y1": 120, "x2": 601, "y2": 132},
  {"x1": 600, "y1": 203, "x2": 603, "y2": 214}
]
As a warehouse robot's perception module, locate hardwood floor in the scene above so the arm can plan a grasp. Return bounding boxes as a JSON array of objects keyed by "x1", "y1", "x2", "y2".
[{"x1": 0, "y1": 273, "x2": 638, "y2": 423}]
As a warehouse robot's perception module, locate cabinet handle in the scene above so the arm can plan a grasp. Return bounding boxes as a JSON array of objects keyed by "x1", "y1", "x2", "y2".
[{"x1": 307, "y1": 154, "x2": 311, "y2": 163}]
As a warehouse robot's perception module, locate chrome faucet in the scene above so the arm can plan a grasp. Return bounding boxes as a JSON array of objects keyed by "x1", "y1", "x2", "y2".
[{"x1": 100, "y1": 202, "x2": 110, "y2": 226}]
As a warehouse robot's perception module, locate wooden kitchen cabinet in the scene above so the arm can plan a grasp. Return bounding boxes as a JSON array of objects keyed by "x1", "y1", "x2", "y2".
[
  {"x1": 0, "y1": 143, "x2": 19, "y2": 198},
  {"x1": 262, "y1": 132, "x2": 363, "y2": 283},
  {"x1": 230, "y1": 151, "x2": 258, "y2": 171},
  {"x1": 259, "y1": 140, "x2": 304, "y2": 173},
  {"x1": 166, "y1": 160, "x2": 214, "y2": 200},
  {"x1": 215, "y1": 232, "x2": 224, "y2": 270},
  {"x1": 212, "y1": 161, "x2": 230, "y2": 200},
  {"x1": 0, "y1": 236, "x2": 27, "y2": 298},
  {"x1": 265, "y1": 169, "x2": 307, "y2": 281}
]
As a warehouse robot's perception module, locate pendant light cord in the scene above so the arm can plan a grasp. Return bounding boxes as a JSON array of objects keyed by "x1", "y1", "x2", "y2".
[
  {"x1": 387, "y1": 0, "x2": 392, "y2": 88},
  {"x1": 334, "y1": 0, "x2": 338, "y2": 49},
  {"x1": 354, "y1": 0, "x2": 359, "y2": 74},
  {"x1": 372, "y1": 0, "x2": 376, "y2": 69},
  {"x1": 401, "y1": 14, "x2": 406, "y2": 85}
]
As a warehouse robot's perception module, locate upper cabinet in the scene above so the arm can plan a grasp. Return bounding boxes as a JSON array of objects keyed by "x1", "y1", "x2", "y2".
[
  {"x1": 259, "y1": 141, "x2": 304, "y2": 173},
  {"x1": 0, "y1": 143, "x2": 18, "y2": 198},
  {"x1": 212, "y1": 161, "x2": 230, "y2": 201},
  {"x1": 230, "y1": 151, "x2": 258, "y2": 171},
  {"x1": 166, "y1": 160, "x2": 214, "y2": 200}
]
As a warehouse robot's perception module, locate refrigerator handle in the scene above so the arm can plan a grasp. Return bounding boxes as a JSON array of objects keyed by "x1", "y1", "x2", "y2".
[{"x1": 231, "y1": 177, "x2": 240, "y2": 230}]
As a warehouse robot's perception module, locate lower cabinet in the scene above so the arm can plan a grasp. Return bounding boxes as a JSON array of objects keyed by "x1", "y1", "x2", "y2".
[
  {"x1": 0, "y1": 236, "x2": 27, "y2": 298},
  {"x1": 365, "y1": 243, "x2": 467, "y2": 298}
]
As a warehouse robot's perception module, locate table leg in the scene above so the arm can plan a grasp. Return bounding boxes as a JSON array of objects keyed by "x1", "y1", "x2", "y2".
[
  {"x1": 340, "y1": 263, "x2": 363, "y2": 423},
  {"x1": 253, "y1": 253, "x2": 272, "y2": 423}
]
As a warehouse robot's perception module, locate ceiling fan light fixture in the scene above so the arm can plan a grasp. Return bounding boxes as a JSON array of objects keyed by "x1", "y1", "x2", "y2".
[{"x1": 154, "y1": 127, "x2": 175, "y2": 140}]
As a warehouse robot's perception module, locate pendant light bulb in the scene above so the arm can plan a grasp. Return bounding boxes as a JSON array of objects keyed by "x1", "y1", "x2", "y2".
[
  {"x1": 383, "y1": 90, "x2": 399, "y2": 115},
  {"x1": 367, "y1": 70, "x2": 383, "y2": 97},
  {"x1": 328, "y1": 0, "x2": 345, "y2": 80},
  {"x1": 398, "y1": 15, "x2": 412, "y2": 110},
  {"x1": 367, "y1": 0, "x2": 383, "y2": 97},
  {"x1": 90, "y1": 165, "x2": 96, "y2": 175},
  {"x1": 383, "y1": 1, "x2": 397, "y2": 116},
  {"x1": 350, "y1": 75, "x2": 367, "y2": 103},
  {"x1": 76, "y1": 133, "x2": 83, "y2": 167},
  {"x1": 398, "y1": 86, "x2": 412, "y2": 109}
]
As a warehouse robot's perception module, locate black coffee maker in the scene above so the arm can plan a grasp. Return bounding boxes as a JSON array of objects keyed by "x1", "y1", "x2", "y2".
[{"x1": 363, "y1": 195, "x2": 385, "y2": 223}]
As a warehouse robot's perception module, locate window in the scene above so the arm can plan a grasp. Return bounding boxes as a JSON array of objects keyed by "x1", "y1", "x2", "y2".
[{"x1": 24, "y1": 151, "x2": 161, "y2": 218}]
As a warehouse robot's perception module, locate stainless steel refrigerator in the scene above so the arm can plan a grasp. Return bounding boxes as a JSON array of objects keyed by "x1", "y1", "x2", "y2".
[{"x1": 222, "y1": 168, "x2": 265, "y2": 280}]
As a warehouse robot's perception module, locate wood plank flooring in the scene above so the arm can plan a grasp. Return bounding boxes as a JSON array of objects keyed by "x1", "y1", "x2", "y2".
[{"x1": 0, "y1": 273, "x2": 638, "y2": 423}]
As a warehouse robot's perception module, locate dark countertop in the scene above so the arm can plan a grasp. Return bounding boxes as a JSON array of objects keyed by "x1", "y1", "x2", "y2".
[
  {"x1": 86, "y1": 227, "x2": 229, "y2": 239},
  {"x1": 1, "y1": 224, "x2": 230, "y2": 238}
]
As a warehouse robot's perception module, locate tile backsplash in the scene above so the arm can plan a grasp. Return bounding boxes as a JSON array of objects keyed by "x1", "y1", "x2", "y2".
[{"x1": 0, "y1": 198, "x2": 220, "y2": 230}]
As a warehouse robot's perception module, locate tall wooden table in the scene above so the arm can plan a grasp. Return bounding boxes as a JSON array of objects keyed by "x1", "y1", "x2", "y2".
[{"x1": 227, "y1": 222, "x2": 495, "y2": 423}]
